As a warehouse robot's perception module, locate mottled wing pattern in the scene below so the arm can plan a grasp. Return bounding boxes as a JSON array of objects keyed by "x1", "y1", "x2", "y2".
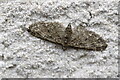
[
  {"x1": 68, "y1": 27, "x2": 107, "y2": 51},
  {"x1": 28, "y1": 22, "x2": 65, "y2": 44},
  {"x1": 28, "y1": 22, "x2": 107, "y2": 51}
]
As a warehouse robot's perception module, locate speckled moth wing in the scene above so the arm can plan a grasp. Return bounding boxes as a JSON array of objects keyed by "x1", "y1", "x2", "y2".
[
  {"x1": 68, "y1": 26, "x2": 108, "y2": 51},
  {"x1": 28, "y1": 22, "x2": 107, "y2": 51},
  {"x1": 28, "y1": 22, "x2": 65, "y2": 44}
]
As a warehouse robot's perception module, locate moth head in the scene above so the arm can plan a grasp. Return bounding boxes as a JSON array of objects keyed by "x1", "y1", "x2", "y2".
[
  {"x1": 67, "y1": 23, "x2": 72, "y2": 28},
  {"x1": 65, "y1": 23, "x2": 73, "y2": 34}
]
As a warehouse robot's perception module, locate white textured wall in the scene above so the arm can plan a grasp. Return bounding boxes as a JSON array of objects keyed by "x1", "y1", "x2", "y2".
[{"x1": 0, "y1": 0, "x2": 118, "y2": 78}]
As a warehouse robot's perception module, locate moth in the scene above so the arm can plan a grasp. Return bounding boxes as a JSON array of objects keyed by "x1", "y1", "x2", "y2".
[{"x1": 28, "y1": 22, "x2": 107, "y2": 51}]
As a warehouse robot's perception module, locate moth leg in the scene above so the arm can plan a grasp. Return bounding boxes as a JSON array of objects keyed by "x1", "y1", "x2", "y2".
[
  {"x1": 62, "y1": 46, "x2": 67, "y2": 51},
  {"x1": 75, "y1": 48, "x2": 79, "y2": 51}
]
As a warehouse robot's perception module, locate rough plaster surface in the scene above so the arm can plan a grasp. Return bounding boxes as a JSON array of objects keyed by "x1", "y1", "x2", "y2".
[{"x1": 0, "y1": 0, "x2": 118, "y2": 78}]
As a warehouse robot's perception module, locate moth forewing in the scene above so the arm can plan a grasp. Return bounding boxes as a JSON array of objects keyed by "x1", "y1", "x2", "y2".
[
  {"x1": 28, "y1": 22, "x2": 108, "y2": 51},
  {"x1": 68, "y1": 26, "x2": 107, "y2": 51}
]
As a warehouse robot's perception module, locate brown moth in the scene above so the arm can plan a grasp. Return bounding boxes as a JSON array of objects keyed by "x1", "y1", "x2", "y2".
[{"x1": 28, "y1": 22, "x2": 107, "y2": 51}]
